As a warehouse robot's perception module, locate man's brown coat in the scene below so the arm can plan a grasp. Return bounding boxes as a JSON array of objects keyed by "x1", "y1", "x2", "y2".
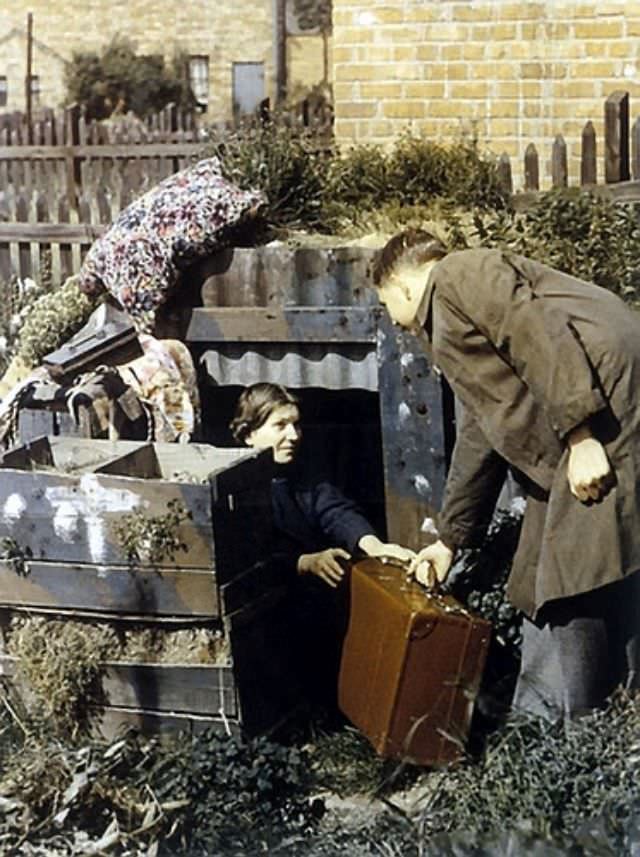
[{"x1": 423, "y1": 248, "x2": 640, "y2": 618}]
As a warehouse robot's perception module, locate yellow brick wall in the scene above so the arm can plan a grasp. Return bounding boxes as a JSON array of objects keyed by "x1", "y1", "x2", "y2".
[
  {"x1": 333, "y1": 0, "x2": 640, "y2": 189},
  {"x1": 0, "y1": 1, "x2": 327, "y2": 121}
]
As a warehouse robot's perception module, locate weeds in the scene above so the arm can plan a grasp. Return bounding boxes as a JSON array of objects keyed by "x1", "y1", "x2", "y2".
[{"x1": 112, "y1": 497, "x2": 193, "y2": 567}]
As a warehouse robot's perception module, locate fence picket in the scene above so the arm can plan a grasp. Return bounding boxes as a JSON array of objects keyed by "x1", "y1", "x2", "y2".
[
  {"x1": 581, "y1": 121, "x2": 597, "y2": 186},
  {"x1": 524, "y1": 142, "x2": 539, "y2": 190},
  {"x1": 632, "y1": 118, "x2": 640, "y2": 182},
  {"x1": 605, "y1": 90, "x2": 630, "y2": 183},
  {"x1": 551, "y1": 135, "x2": 568, "y2": 188}
]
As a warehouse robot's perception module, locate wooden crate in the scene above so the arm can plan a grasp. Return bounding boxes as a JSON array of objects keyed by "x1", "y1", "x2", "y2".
[{"x1": 0, "y1": 437, "x2": 301, "y2": 736}]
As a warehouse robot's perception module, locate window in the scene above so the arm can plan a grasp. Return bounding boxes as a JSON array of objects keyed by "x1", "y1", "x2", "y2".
[
  {"x1": 29, "y1": 75, "x2": 40, "y2": 107},
  {"x1": 0, "y1": 76, "x2": 7, "y2": 108},
  {"x1": 189, "y1": 56, "x2": 209, "y2": 112}
]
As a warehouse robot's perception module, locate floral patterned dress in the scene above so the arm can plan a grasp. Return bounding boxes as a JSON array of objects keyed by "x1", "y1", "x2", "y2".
[{"x1": 78, "y1": 157, "x2": 265, "y2": 334}]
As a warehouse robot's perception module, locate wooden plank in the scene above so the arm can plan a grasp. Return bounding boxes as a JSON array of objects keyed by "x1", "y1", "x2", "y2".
[
  {"x1": 0, "y1": 467, "x2": 215, "y2": 568},
  {"x1": 102, "y1": 662, "x2": 237, "y2": 716},
  {"x1": 604, "y1": 90, "x2": 630, "y2": 183},
  {"x1": 0, "y1": 559, "x2": 219, "y2": 617},
  {"x1": 551, "y1": 134, "x2": 568, "y2": 188},
  {"x1": 0, "y1": 655, "x2": 238, "y2": 717},
  {"x1": 497, "y1": 153, "x2": 512, "y2": 194},
  {"x1": 186, "y1": 307, "x2": 380, "y2": 343},
  {"x1": 524, "y1": 143, "x2": 539, "y2": 191},
  {"x1": 0, "y1": 223, "x2": 107, "y2": 242},
  {"x1": 581, "y1": 120, "x2": 597, "y2": 185},
  {"x1": 632, "y1": 117, "x2": 640, "y2": 182},
  {"x1": 97, "y1": 706, "x2": 238, "y2": 739},
  {"x1": 0, "y1": 143, "x2": 203, "y2": 160}
]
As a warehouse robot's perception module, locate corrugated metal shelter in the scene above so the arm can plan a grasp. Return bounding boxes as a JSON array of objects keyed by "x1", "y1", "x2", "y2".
[{"x1": 181, "y1": 243, "x2": 451, "y2": 550}]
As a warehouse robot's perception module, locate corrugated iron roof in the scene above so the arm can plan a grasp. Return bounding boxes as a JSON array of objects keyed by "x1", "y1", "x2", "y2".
[{"x1": 200, "y1": 344, "x2": 378, "y2": 391}]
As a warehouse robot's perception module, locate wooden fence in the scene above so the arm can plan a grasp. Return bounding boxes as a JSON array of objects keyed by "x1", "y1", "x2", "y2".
[
  {"x1": 500, "y1": 90, "x2": 640, "y2": 207},
  {"x1": 2, "y1": 91, "x2": 640, "y2": 292}
]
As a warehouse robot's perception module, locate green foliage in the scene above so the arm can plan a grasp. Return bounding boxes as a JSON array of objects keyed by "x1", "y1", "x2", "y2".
[
  {"x1": 447, "y1": 189, "x2": 640, "y2": 305},
  {"x1": 419, "y1": 690, "x2": 640, "y2": 849},
  {"x1": 0, "y1": 536, "x2": 33, "y2": 577},
  {"x1": 64, "y1": 35, "x2": 195, "y2": 120},
  {"x1": 448, "y1": 509, "x2": 523, "y2": 653},
  {"x1": 208, "y1": 120, "x2": 329, "y2": 233},
  {"x1": 207, "y1": 120, "x2": 508, "y2": 234},
  {"x1": 386, "y1": 133, "x2": 509, "y2": 211},
  {"x1": 150, "y1": 729, "x2": 324, "y2": 853},
  {"x1": 14, "y1": 276, "x2": 99, "y2": 368},
  {"x1": 113, "y1": 498, "x2": 192, "y2": 567}
]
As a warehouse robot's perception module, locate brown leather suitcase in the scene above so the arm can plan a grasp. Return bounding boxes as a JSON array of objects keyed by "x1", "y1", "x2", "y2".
[{"x1": 337, "y1": 557, "x2": 491, "y2": 766}]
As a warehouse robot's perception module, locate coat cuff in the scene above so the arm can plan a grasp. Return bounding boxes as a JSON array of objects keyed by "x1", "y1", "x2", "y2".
[{"x1": 549, "y1": 387, "x2": 607, "y2": 439}]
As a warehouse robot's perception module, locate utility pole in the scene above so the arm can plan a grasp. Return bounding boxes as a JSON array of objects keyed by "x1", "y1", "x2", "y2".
[
  {"x1": 25, "y1": 11, "x2": 33, "y2": 143},
  {"x1": 275, "y1": 0, "x2": 287, "y2": 105}
]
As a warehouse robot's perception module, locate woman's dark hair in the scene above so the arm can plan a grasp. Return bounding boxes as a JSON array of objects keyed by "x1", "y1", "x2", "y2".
[
  {"x1": 230, "y1": 383, "x2": 300, "y2": 444},
  {"x1": 372, "y1": 228, "x2": 448, "y2": 286}
]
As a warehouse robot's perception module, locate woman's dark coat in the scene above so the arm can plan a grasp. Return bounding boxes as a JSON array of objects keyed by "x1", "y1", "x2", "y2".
[{"x1": 423, "y1": 248, "x2": 640, "y2": 619}]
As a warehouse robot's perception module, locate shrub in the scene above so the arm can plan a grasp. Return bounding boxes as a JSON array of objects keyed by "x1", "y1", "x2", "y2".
[
  {"x1": 206, "y1": 119, "x2": 329, "y2": 234},
  {"x1": 207, "y1": 120, "x2": 509, "y2": 235},
  {"x1": 150, "y1": 730, "x2": 324, "y2": 854},
  {"x1": 418, "y1": 690, "x2": 640, "y2": 850},
  {"x1": 447, "y1": 189, "x2": 640, "y2": 304},
  {"x1": 387, "y1": 133, "x2": 509, "y2": 211}
]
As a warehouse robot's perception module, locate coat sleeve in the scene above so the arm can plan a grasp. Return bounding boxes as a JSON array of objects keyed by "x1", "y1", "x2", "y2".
[
  {"x1": 438, "y1": 252, "x2": 607, "y2": 439},
  {"x1": 437, "y1": 407, "x2": 509, "y2": 550},
  {"x1": 312, "y1": 482, "x2": 375, "y2": 554}
]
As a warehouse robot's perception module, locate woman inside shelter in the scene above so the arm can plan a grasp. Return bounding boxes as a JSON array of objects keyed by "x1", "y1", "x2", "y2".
[
  {"x1": 230, "y1": 382, "x2": 415, "y2": 708},
  {"x1": 372, "y1": 228, "x2": 640, "y2": 721}
]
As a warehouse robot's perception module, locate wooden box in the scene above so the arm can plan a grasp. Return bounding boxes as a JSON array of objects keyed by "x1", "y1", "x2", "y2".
[{"x1": 0, "y1": 436, "x2": 300, "y2": 736}]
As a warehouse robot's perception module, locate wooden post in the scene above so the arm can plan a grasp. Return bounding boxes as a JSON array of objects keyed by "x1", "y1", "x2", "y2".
[
  {"x1": 551, "y1": 135, "x2": 568, "y2": 187},
  {"x1": 275, "y1": 0, "x2": 287, "y2": 104},
  {"x1": 604, "y1": 90, "x2": 630, "y2": 183},
  {"x1": 25, "y1": 12, "x2": 33, "y2": 145},
  {"x1": 580, "y1": 120, "x2": 597, "y2": 185},
  {"x1": 497, "y1": 153, "x2": 513, "y2": 195},
  {"x1": 524, "y1": 143, "x2": 539, "y2": 191},
  {"x1": 632, "y1": 117, "x2": 640, "y2": 182},
  {"x1": 376, "y1": 314, "x2": 449, "y2": 551}
]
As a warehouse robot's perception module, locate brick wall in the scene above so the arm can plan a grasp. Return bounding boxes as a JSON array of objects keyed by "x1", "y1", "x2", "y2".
[
  {"x1": 333, "y1": 0, "x2": 640, "y2": 189},
  {"x1": 1, "y1": 1, "x2": 328, "y2": 122}
]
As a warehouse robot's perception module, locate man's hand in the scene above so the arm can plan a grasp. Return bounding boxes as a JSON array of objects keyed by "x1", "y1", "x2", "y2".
[
  {"x1": 567, "y1": 424, "x2": 612, "y2": 502},
  {"x1": 297, "y1": 548, "x2": 350, "y2": 588},
  {"x1": 408, "y1": 539, "x2": 454, "y2": 589}
]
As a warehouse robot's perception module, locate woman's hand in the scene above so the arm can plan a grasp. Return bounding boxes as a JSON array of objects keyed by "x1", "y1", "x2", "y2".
[
  {"x1": 358, "y1": 534, "x2": 416, "y2": 563},
  {"x1": 297, "y1": 548, "x2": 350, "y2": 588},
  {"x1": 408, "y1": 539, "x2": 454, "y2": 589},
  {"x1": 567, "y1": 424, "x2": 612, "y2": 502}
]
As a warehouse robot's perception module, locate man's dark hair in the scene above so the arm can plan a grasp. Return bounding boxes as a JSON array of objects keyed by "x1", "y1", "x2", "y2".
[
  {"x1": 372, "y1": 228, "x2": 448, "y2": 286},
  {"x1": 230, "y1": 382, "x2": 300, "y2": 443}
]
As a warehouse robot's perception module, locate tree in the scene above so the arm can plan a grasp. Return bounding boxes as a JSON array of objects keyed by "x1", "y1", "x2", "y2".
[
  {"x1": 64, "y1": 35, "x2": 195, "y2": 121},
  {"x1": 292, "y1": 0, "x2": 332, "y2": 33}
]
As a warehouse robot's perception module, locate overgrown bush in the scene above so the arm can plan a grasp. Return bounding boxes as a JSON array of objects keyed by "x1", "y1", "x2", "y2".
[
  {"x1": 208, "y1": 120, "x2": 329, "y2": 233},
  {"x1": 447, "y1": 189, "x2": 640, "y2": 304},
  {"x1": 208, "y1": 122, "x2": 508, "y2": 234},
  {"x1": 418, "y1": 690, "x2": 640, "y2": 852}
]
